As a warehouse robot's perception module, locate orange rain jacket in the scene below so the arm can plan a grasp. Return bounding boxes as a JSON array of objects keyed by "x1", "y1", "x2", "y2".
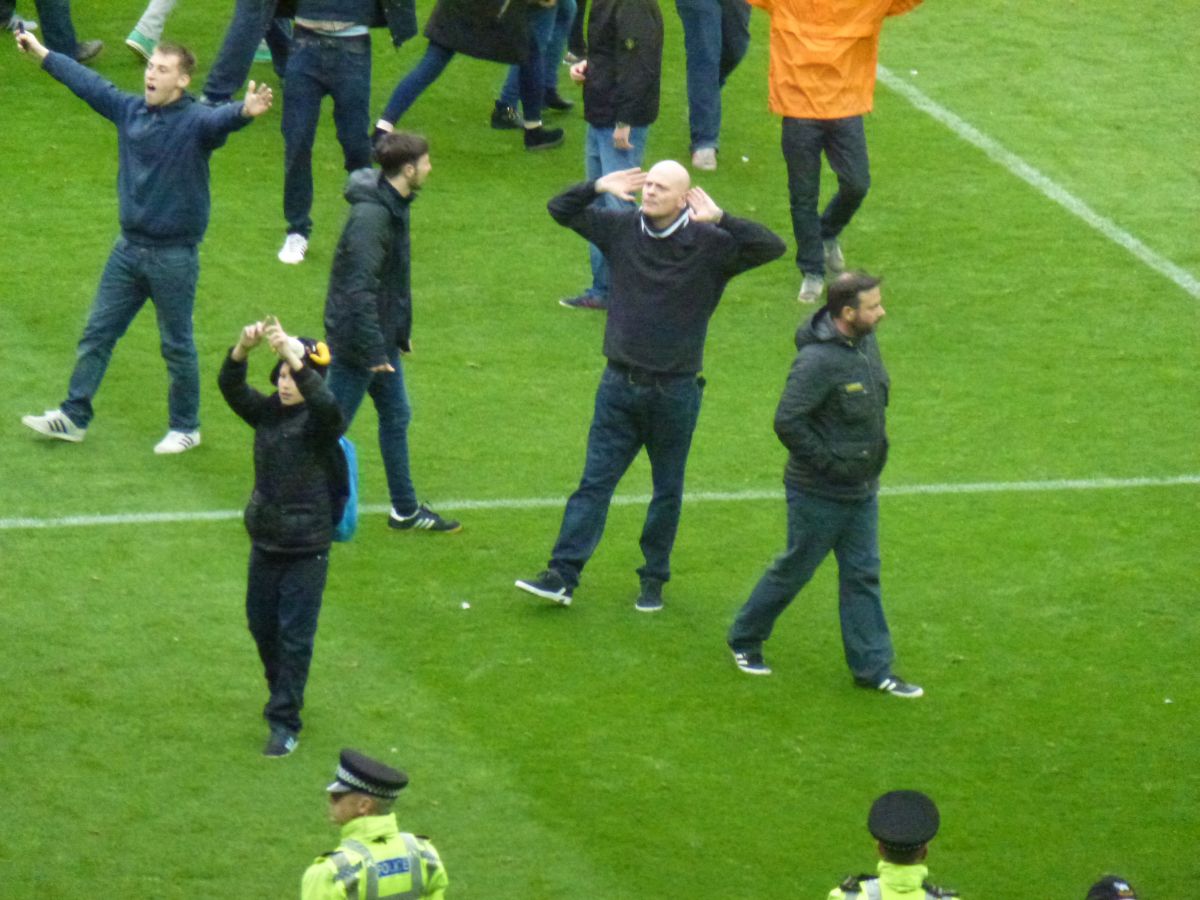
[{"x1": 748, "y1": 0, "x2": 922, "y2": 120}]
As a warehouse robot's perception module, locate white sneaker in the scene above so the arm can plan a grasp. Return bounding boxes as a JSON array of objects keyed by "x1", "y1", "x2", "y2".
[
  {"x1": 823, "y1": 238, "x2": 846, "y2": 275},
  {"x1": 277, "y1": 233, "x2": 308, "y2": 265},
  {"x1": 797, "y1": 272, "x2": 824, "y2": 304},
  {"x1": 154, "y1": 430, "x2": 201, "y2": 455},
  {"x1": 22, "y1": 409, "x2": 85, "y2": 443},
  {"x1": 691, "y1": 147, "x2": 718, "y2": 171},
  {"x1": 7, "y1": 14, "x2": 38, "y2": 31}
]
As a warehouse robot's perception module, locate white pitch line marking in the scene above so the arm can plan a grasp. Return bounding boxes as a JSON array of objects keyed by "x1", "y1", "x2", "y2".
[
  {"x1": 1, "y1": 475, "x2": 1196, "y2": 531},
  {"x1": 877, "y1": 66, "x2": 1200, "y2": 299}
]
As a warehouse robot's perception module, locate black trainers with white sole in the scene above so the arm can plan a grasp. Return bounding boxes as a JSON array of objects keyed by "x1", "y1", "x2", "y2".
[
  {"x1": 858, "y1": 674, "x2": 924, "y2": 698},
  {"x1": 515, "y1": 569, "x2": 573, "y2": 606},
  {"x1": 731, "y1": 649, "x2": 772, "y2": 675}
]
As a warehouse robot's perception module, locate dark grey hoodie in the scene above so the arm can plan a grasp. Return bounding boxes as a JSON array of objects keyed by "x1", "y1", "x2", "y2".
[{"x1": 774, "y1": 307, "x2": 890, "y2": 501}]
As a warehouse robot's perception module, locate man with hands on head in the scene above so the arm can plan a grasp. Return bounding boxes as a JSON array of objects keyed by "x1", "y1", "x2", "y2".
[
  {"x1": 16, "y1": 27, "x2": 273, "y2": 454},
  {"x1": 516, "y1": 163, "x2": 785, "y2": 612},
  {"x1": 219, "y1": 316, "x2": 346, "y2": 758}
]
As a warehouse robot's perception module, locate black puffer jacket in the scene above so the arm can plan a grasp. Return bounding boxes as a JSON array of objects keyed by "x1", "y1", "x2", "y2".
[
  {"x1": 774, "y1": 308, "x2": 890, "y2": 501},
  {"x1": 219, "y1": 353, "x2": 347, "y2": 554},
  {"x1": 324, "y1": 169, "x2": 415, "y2": 369}
]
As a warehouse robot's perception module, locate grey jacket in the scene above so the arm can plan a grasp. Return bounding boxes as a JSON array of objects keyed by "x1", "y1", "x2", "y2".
[{"x1": 774, "y1": 308, "x2": 890, "y2": 501}]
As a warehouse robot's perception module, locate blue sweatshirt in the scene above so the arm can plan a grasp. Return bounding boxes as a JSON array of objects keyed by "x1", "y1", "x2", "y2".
[{"x1": 42, "y1": 52, "x2": 252, "y2": 247}]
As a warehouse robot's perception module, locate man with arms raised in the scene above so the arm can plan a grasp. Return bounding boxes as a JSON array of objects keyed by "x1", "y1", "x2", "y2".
[
  {"x1": 16, "y1": 29, "x2": 273, "y2": 453},
  {"x1": 516, "y1": 163, "x2": 785, "y2": 611}
]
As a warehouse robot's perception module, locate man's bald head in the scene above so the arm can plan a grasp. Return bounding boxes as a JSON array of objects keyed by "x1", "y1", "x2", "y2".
[{"x1": 641, "y1": 160, "x2": 692, "y2": 227}]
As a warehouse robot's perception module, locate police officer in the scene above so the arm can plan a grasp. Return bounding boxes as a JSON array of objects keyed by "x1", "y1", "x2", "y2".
[
  {"x1": 828, "y1": 790, "x2": 957, "y2": 900},
  {"x1": 302, "y1": 749, "x2": 449, "y2": 900},
  {"x1": 1085, "y1": 876, "x2": 1139, "y2": 899}
]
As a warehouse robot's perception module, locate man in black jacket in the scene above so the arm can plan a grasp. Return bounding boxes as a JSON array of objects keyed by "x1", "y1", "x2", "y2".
[
  {"x1": 726, "y1": 272, "x2": 921, "y2": 697},
  {"x1": 559, "y1": 0, "x2": 664, "y2": 310},
  {"x1": 219, "y1": 317, "x2": 346, "y2": 757},
  {"x1": 516, "y1": 163, "x2": 785, "y2": 611},
  {"x1": 323, "y1": 132, "x2": 460, "y2": 533}
]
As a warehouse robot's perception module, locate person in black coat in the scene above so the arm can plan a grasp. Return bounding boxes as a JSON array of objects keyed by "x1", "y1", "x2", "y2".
[
  {"x1": 218, "y1": 317, "x2": 346, "y2": 757},
  {"x1": 373, "y1": 0, "x2": 565, "y2": 150}
]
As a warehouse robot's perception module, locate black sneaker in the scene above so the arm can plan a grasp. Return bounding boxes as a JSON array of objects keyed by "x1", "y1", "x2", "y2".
[
  {"x1": 515, "y1": 569, "x2": 573, "y2": 606},
  {"x1": 634, "y1": 578, "x2": 663, "y2": 613},
  {"x1": 388, "y1": 503, "x2": 462, "y2": 534},
  {"x1": 731, "y1": 649, "x2": 771, "y2": 675},
  {"x1": 543, "y1": 89, "x2": 574, "y2": 111},
  {"x1": 524, "y1": 125, "x2": 564, "y2": 151},
  {"x1": 490, "y1": 101, "x2": 523, "y2": 130},
  {"x1": 559, "y1": 294, "x2": 608, "y2": 310},
  {"x1": 263, "y1": 730, "x2": 298, "y2": 757},
  {"x1": 858, "y1": 674, "x2": 924, "y2": 698}
]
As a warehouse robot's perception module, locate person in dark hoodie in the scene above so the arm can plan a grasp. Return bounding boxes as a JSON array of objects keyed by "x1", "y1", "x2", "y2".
[
  {"x1": 16, "y1": 30, "x2": 273, "y2": 454},
  {"x1": 557, "y1": 0, "x2": 663, "y2": 311},
  {"x1": 726, "y1": 271, "x2": 921, "y2": 697},
  {"x1": 219, "y1": 317, "x2": 347, "y2": 757},
  {"x1": 323, "y1": 132, "x2": 461, "y2": 533}
]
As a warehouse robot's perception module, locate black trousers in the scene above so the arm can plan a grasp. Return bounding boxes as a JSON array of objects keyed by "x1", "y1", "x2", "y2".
[{"x1": 246, "y1": 546, "x2": 328, "y2": 735}]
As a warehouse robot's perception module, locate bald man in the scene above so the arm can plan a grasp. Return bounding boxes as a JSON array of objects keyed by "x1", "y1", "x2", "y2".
[{"x1": 516, "y1": 163, "x2": 785, "y2": 611}]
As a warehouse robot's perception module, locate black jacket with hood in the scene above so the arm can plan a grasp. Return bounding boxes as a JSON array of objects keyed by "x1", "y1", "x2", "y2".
[
  {"x1": 218, "y1": 354, "x2": 347, "y2": 554},
  {"x1": 324, "y1": 169, "x2": 416, "y2": 369},
  {"x1": 774, "y1": 308, "x2": 890, "y2": 501}
]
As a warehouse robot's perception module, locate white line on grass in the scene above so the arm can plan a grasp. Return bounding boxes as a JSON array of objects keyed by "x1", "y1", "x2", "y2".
[
  {"x1": 2, "y1": 474, "x2": 1196, "y2": 532},
  {"x1": 876, "y1": 66, "x2": 1200, "y2": 299}
]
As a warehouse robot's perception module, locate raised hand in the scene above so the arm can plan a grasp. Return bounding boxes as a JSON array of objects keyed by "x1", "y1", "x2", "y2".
[
  {"x1": 596, "y1": 167, "x2": 646, "y2": 202},
  {"x1": 241, "y1": 80, "x2": 274, "y2": 118},
  {"x1": 686, "y1": 186, "x2": 723, "y2": 223}
]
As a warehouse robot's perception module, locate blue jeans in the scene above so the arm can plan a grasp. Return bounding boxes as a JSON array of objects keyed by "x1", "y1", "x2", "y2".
[
  {"x1": 204, "y1": 0, "x2": 291, "y2": 102},
  {"x1": 246, "y1": 547, "x2": 328, "y2": 735},
  {"x1": 582, "y1": 123, "x2": 648, "y2": 299},
  {"x1": 782, "y1": 115, "x2": 871, "y2": 275},
  {"x1": 550, "y1": 365, "x2": 705, "y2": 587},
  {"x1": 727, "y1": 486, "x2": 894, "y2": 683},
  {"x1": 326, "y1": 351, "x2": 418, "y2": 517},
  {"x1": 673, "y1": 0, "x2": 751, "y2": 151},
  {"x1": 498, "y1": 0, "x2": 575, "y2": 104},
  {"x1": 282, "y1": 29, "x2": 372, "y2": 237},
  {"x1": 61, "y1": 238, "x2": 200, "y2": 430}
]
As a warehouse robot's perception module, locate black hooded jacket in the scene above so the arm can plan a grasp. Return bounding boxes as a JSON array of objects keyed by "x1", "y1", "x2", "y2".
[
  {"x1": 324, "y1": 169, "x2": 416, "y2": 369},
  {"x1": 774, "y1": 308, "x2": 890, "y2": 501}
]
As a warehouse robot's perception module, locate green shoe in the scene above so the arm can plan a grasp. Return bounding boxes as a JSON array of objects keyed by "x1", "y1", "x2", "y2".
[{"x1": 124, "y1": 28, "x2": 153, "y2": 62}]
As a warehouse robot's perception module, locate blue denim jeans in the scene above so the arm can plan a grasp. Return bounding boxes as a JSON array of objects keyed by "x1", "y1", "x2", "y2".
[
  {"x1": 282, "y1": 29, "x2": 372, "y2": 237},
  {"x1": 549, "y1": 365, "x2": 705, "y2": 587},
  {"x1": 727, "y1": 486, "x2": 894, "y2": 683},
  {"x1": 326, "y1": 351, "x2": 418, "y2": 517},
  {"x1": 380, "y1": 40, "x2": 455, "y2": 125},
  {"x1": 673, "y1": 0, "x2": 751, "y2": 151},
  {"x1": 61, "y1": 238, "x2": 200, "y2": 430},
  {"x1": 204, "y1": 0, "x2": 291, "y2": 102},
  {"x1": 498, "y1": 0, "x2": 575, "y2": 104},
  {"x1": 582, "y1": 123, "x2": 649, "y2": 299},
  {"x1": 782, "y1": 115, "x2": 871, "y2": 275},
  {"x1": 246, "y1": 547, "x2": 328, "y2": 735}
]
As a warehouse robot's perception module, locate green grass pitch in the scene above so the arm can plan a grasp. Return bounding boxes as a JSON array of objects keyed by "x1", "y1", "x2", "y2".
[{"x1": 1, "y1": 1, "x2": 1196, "y2": 897}]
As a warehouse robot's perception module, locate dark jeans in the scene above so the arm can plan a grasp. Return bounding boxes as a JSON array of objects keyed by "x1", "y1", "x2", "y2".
[
  {"x1": 782, "y1": 115, "x2": 871, "y2": 276},
  {"x1": 204, "y1": 0, "x2": 291, "y2": 102},
  {"x1": 61, "y1": 238, "x2": 200, "y2": 430},
  {"x1": 673, "y1": 0, "x2": 751, "y2": 151},
  {"x1": 727, "y1": 485, "x2": 894, "y2": 683},
  {"x1": 0, "y1": 0, "x2": 76, "y2": 54},
  {"x1": 326, "y1": 350, "x2": 418, "y2": 517},
  {"x1": 246, "y1": 546, "x2": 328, "y2": 736},
  {"x1": 282, "y1": 28, "x2": 372, "y2": 237},
  {"x1": 384, "y1": 36, "x2": 543, "y2": 126},
  {"x1": 549, "y1": 364, "x2": 705, "y2": 587},
  {"x1": 567, "y1": 0, "x2": 587, "y2": 56}
]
